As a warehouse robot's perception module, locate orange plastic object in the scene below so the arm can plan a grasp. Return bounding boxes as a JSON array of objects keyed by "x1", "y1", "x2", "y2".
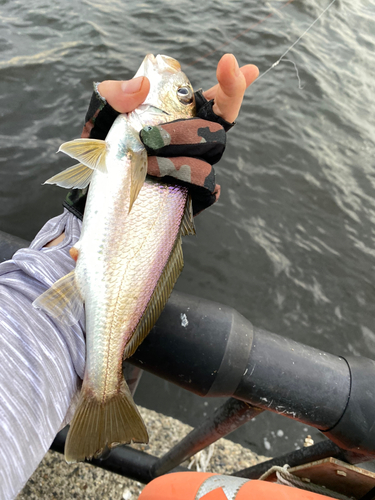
[
  {"x1": 138, "y1": 472, "x2": 215, "y2": 500},
  {"x1": 138, "y1": 472, "x2": 333, "y2": 500}
]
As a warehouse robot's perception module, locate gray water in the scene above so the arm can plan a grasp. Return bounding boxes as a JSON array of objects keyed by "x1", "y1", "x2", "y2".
[{"x1": 1, "y1": 0, "x2": 375, "y2": 458}]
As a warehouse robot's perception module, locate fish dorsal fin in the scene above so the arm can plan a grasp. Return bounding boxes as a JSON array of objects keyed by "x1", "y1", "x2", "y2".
[
  {"x1": 44, "y1": 163, "x2": 93, "y2": 189},
  {"x1": 181, "y1": 195, "x2": 196, "y2": 236},
  {"x1": 59, "y1": 139, "x2": 107, "y2": 173},
  {"x1": 123, "y1": 235, "x2": 184, "y2": 360},
  {"x1": 32, "y1": 270, "x2": 84, "y2": 326},
  {"x1": 129, "y1": 149, "x2": 148, "y2": 213}
]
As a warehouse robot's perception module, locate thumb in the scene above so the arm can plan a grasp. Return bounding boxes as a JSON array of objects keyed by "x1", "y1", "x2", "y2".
[
  {"x1": 213, "y1": 54, "x2": 247, "y2": 124},
  {"x1": 97, "y1": 77, "x2": 150, "y2": 113},
  {"x1": 203, "y1": 55, "x2": 259, "y2": 123}
]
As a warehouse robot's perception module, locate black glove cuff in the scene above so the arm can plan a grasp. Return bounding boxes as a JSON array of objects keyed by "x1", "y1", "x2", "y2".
[
  {"x1": 194, "y1": 89, "x2": 235, "y2": 132},
  {"x1": 83, "y1": 87, "x2": 120, "y2": 140}
]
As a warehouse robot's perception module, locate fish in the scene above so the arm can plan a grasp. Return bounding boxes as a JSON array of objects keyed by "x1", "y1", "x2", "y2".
[{"x1": 33, "y1": 54, "x2": 196, "y2": 462}]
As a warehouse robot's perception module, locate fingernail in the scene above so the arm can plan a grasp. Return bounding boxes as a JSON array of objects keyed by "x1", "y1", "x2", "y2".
[
  {"x1": 233, "y1": 56, "x2": 240, "y2": 76},
  {"x1": 121, "y1": 76, "x2": 144, "y2": 94}
]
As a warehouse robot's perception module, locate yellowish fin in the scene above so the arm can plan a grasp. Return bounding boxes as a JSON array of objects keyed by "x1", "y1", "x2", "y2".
[
  {"x1": 123, "y1": 234, "x2": 184, "y2": 360},
  {"x1": 180, "y1": 195, "x2": 196, "y2": 237},
  {"x1": 32, "y1": 270, "x2": 84, "y2": 326},
  {"x1": 64, "y1": 378, "x2": 148, "y2": 463},
  {"x1": 45, "y1": 163, "x2": 93, "y2": 189},
  {"x1": 58, "y1": 139, "x2": 107, "y2": 173},
  {"x1": 129, "y1": 149, "x2": 148, "y2": 213}
]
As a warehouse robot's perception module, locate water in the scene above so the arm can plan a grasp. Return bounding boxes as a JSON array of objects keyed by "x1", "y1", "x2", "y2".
[{"x1": 1, "y1": 0, "x2": 375, "y2": 458}]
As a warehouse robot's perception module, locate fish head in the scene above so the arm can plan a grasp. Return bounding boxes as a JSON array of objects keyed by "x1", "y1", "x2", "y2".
[{"x1": 129, "y1": 54, "x2": 196, "y2": 129}]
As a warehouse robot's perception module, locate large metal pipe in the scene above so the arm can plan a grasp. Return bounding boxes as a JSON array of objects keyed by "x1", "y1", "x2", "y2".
[{"x1": 128, "y1": 291, "x2": 375, "y2": 457}]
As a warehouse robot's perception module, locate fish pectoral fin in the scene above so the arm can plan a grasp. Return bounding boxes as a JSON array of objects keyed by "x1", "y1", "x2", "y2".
[
  {"x1": 64, "y1": 378, "x2": 148, "y2": 463},
  {"x1": 181, "y1": 195, "x2": 196, "y2": 236},
  {"x1": 123, "y1": 235, "x2": 184, "y2": 360},
  {"x1": 44, "y1": 163, "x2": 94, "y2": 189},
  {"x1": 129, "y1": 149, "x2": 147, "y2": 213},
  {"x1": 59, "y1": 138, "x2": 107, "y2": 173},
  {"x1": 32, "y1": 270, "x2": 84, "y2": 326}
]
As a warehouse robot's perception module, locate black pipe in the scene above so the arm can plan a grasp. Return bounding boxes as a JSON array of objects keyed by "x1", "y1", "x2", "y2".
[
  {"x1": 233, "y1": 327, "x2": 350, "y2": 430},
  {"x1": 0, "y1": 229, "x2": 28, "y2": 262},
  {"x1": 129, "y1": 291, "x2": 375, "y2": 457},
  {"x1": 51, "y1": 426, "x2": 189, "y2": 483},
  {"x1": 152, "y1": 399, "x2": 263, "y2": 476},
  {"x1": 323, "y1": 356, "x2": 375, "y2": 454}
]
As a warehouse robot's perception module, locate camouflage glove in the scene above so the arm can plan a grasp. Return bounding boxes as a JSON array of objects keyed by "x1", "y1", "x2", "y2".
[
  {"x1": 139, "y1": 117, "x2": 225, "y2": 215},
  {"x1": 64, "y1": 88, "x2": 232, "y2": 218}
]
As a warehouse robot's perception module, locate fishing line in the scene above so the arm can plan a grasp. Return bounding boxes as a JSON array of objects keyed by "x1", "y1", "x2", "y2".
[
  {"x1": 281, "y1": 59, "x2": 304, "y2": 89},
  {"x1": 186, "y1": 0, "x2": 297, "y2": 67},
  {"x1": 188, "y1": 0, "x2": 337, "y2": 89},
  {"x1": 255, "y1": 0, "x2": 338, "y2": 85}
]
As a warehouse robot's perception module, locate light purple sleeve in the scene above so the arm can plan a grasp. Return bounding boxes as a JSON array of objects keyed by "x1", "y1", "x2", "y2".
[{"x1": 0, "y1": 209, "x2": 86, "y2": 500}]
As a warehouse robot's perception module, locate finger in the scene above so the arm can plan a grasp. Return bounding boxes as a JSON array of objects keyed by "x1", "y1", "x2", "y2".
[
  {"x1": 202, "y1": 54, "x2": 259, "y2": 123},
  {"x1": 203, "y1": 64, "x2": 259, "y2": 101},
  {"x1": 97, "y1": 77, "x2": 150, "y2": 114}
]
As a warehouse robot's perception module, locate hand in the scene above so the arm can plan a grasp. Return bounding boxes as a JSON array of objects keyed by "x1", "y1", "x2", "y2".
[
  {"x1": 98, "y1": 54, "x2": 258, "y2": 124},
  {"x1": 203, "y1": 54, "x2": 259, "y2": 123},
  {"x1": 97, "y1": 76, "x2": 150, "y2": 114},
  {"x1": 46, "y1": 55, "x2": 257, "y2": 248}
]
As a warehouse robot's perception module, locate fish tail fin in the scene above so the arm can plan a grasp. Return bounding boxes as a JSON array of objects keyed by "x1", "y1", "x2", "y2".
[{"x1": 64, "y1": 378, "x2": 148, "y2": 463}]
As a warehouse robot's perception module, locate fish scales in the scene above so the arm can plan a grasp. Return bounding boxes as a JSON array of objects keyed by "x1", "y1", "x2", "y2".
[
  {"x1": 82, "y1": 179, "x2": 188, "y2": 397},
  {"x1": 33, "y1": 54, "x2": 196, "y2": 462}
]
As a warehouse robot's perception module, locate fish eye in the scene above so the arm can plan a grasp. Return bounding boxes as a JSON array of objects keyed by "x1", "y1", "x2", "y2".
[{"x1": 177, "y1": 86, "x2": 194, "y2": 105}]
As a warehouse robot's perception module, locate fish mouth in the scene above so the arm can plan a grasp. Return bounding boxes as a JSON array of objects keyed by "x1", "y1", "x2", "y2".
[
  {"x1": 134, "y1": 54, "x2": 181, "y2": 80},
  {"x1": 136, "y1": 104, "x2": 170, "y2": 116},
  {"x1": 142, "y1": 54, "x2": 181, "y2": 73}
]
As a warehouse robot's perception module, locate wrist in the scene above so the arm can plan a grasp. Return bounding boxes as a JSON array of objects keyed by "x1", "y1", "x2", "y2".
[{"x1": 194, "y1": 89, "x2": 235, "y2": 132}]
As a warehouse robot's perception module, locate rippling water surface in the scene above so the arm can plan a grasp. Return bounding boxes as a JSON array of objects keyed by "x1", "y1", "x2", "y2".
[{"x1": 1, "y1": 0, "x2": 375, "y2": 457}]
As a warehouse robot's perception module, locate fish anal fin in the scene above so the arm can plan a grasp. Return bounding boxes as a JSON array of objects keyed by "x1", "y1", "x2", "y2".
[
  {"x1": 181, "y1": 195, "x2": 196, "y2": 236},
  {"x1": 64, "y1": 378, "x2": 148, "y2": 463},
  {"x1": 123, "y1": 235, "x2": 184, "y2": 360},
  {"x1": 44, "y1": 163, "x2": 93, "y2": 189},
  {"x1": 129, "y1": 150, "x2": 148, "y2": 213},
  {"x1": 32, "y1": 270, "x2": 83, "y2": 326},
  {"x1": 59, "y1": 139, "x2": 107, "y2": 173}
]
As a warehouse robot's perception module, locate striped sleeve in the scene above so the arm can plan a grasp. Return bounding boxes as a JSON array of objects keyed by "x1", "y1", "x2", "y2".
[{"x1": 0, "y1": 210, "x2": 85, "y2": 499}]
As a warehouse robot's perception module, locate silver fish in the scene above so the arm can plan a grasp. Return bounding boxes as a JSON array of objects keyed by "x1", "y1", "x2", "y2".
[{"x1": 34, "y1": 54, "x2": 196, "y2": 462}]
